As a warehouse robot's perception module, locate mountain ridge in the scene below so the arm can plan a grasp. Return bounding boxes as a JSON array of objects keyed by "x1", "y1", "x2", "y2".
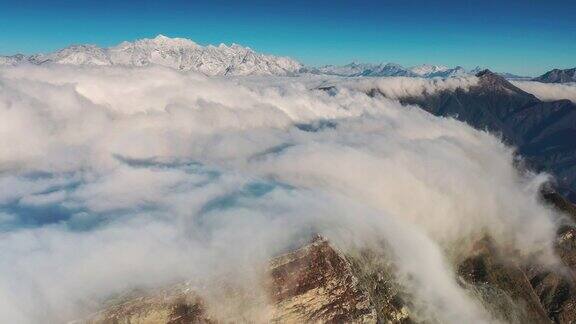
[
  {"x1": 0, "y1": 35, "x2": 303, "y2": 76},
  {"x1": 0, "y1": 35, "x2": 531, "y2": 78},
  {"x1": 366, "y1": 69, "x2": 576, "y2": 201},
  {"x1": 533, "y1": 68, "x2": 576, "y2": 83},
  {"x1": 303, "y1": 62, "x2": 528, "y2": 79},
  {"x1": 83, "y1": 191, "x2": 576, "y2": 324}
]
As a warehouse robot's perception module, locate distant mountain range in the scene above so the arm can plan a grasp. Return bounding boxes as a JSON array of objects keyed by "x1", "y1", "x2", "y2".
[
  {"x1": 533, "y1": 68, "x2": 576, "y2": 83},
  {"x1": 0, "y1": 35, "x2": 532, "y2": 79},
  {"x1": 0, "y1": 35, "x2": 302, "y2": 76},
  {"x1": 302, "y1": 62, "x2": 468, "y2": 78},
  {"x1": 302, "y1": 62, "x2": 530, "y2": 79}
]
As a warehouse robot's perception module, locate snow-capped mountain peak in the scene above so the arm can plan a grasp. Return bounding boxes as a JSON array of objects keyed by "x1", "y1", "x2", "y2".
[
  {"x1": 304, "y1": 62, "x2": 472, "y2": 78},
  {"x1": 123, "y1": 34, "x2": 200, "y2": 49},
  {"x1": 0, "y1": 35, "x2": 302, "y2": 76},
  {"x1": 306, "y1": 62, "x2": 418, "y2": 77},
  {"x1": 49, "y1": 44, "x2": 111, "y2": 65},
  {"x1": 409, "y1": 64, "x2": 449, "y2": 76}
]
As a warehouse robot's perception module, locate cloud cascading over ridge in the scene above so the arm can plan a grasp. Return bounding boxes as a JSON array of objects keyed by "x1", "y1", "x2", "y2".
[
  {"x1": 337, "y1": 75, "x2": 479, "y2": 99},
  {"x1": 0, "y1": 65, "x2": 563, "y2": 323},
  {"x1": 512, "y1": 80, "x2": 576, "y2": 103}
]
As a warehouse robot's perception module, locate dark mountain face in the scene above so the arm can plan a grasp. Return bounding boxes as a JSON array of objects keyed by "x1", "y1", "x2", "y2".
[
  {"x1": 371, "y1": 70, "x2": 576, "y2": 201},
  {"x1": 534, "y1": 68, "x2": 576, "y2": 83}
]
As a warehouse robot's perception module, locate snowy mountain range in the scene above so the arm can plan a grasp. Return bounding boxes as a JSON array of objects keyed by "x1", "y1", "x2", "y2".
[
  {"x1": 0, "y1": 35, "x2": 302, "y2": 76},
  {"x1": 302, "y1": 62, "x2": 529, "y2": 79},
  {"x1": 0, "y1": 35, "x2": 529, "y2": 79},
  {"x1": 301, "y1": 62, "x2": 467, "y2": 78}
]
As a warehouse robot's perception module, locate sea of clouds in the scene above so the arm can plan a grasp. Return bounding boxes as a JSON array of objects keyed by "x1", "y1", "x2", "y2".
[{"x1": 0, "y1": 65, "x2": 565, "y2": 323}]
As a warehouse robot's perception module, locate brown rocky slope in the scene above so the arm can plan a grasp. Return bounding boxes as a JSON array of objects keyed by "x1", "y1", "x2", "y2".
[{"x1": 82, "y1": 192, "x2": 576, "y2": 324}]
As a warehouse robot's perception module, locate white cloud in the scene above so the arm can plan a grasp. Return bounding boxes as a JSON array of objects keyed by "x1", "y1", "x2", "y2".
[
  {"x1": 512, "y1": 81, "x2": 576, "y2": 102},
  {"x1": 340, "y1": 75, "x2": 479, "y2": 99},
  {"x1": 0, "y1": 65, "x2": 562, "y2": 323}
]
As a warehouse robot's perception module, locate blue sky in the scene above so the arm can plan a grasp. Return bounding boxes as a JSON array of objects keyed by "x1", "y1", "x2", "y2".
[{"x1": 0, "y1": 0, "x2": 574, "y2": 76}]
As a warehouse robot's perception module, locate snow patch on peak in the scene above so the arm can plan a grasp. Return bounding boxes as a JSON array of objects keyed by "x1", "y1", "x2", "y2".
[
  {"x1": 130, "y1": 34, "x2": 199, "y2": 48},
  {"x1": 410, "y1": 64, "x2": 449, "y2": 76},
  {"x1": 0, "y1": 54, "x2": 26, "y2": 66},
  {"x1": 304, "y1": 62, "x2": 476, "y2": 78},
  {"x1": 154, "y1": 34, "x2": 170, "y2": 40},
  {"x1": 307, "y1": 62, "x2": 418, "y2": 77}
]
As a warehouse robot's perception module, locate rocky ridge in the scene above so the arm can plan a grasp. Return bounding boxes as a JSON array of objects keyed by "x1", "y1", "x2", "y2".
[
  {"x1": 534, "y1": 68, "x2": 576, "y2": 84},
  {"x1": 80, "y1": 190, "x2": 576, "y2": 324}
]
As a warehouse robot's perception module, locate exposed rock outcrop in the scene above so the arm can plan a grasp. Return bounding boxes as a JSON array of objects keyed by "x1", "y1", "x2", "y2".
[
  {"x1": 268, "y1": 236, "x2": 376, "y2": 322},
  {"x1": 84, "y1": 237, "x2": 381, "y2": 324},
  {"x1": 83, "y1": 191, "x2": 576, "y2": 324},
  {"x1": 458, "y1": 238, "x2": 551, "y2": 323},
  {"x1": 525, "y1": 191, "x2": 576, "y2": 323},
  {"x1": 83, "y1": 285, "x2": 213, "y2": 324}
]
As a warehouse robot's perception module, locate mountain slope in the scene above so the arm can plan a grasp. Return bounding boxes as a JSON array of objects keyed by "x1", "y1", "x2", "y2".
[
  {"x1": 85, "y1": 192, "x2": 576, "y2": 324},
  {"x1": 534, "y1": 68, "x2": 576, "y2": 83},
  {"x1": 0, "y1": 35, "x2": 302, "y2": 76},
  {"x1": 367, "y1": 70, "x2": 576, "y2": 201},
  {"x1": 0, "y1": 54, "x2": 26, "y2": 66}
]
